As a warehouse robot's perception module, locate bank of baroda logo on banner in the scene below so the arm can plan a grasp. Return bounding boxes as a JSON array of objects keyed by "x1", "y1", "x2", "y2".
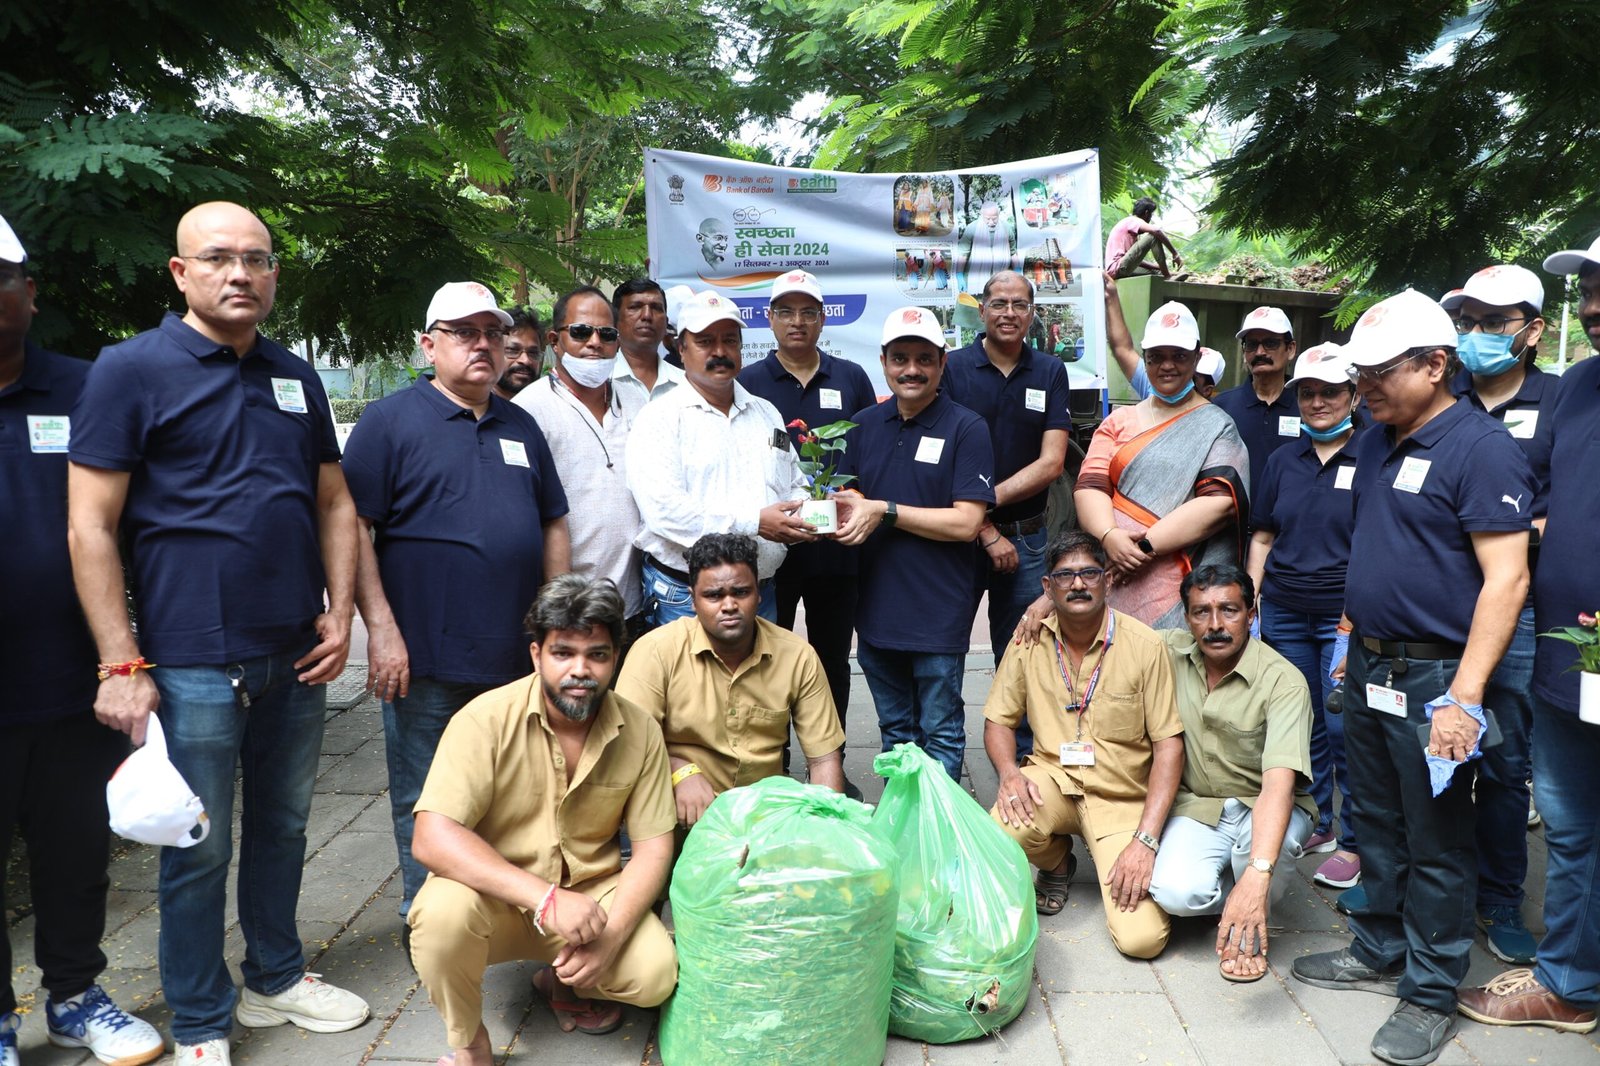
[{"x1": 703, "y1": 174, "x2": 723, "y2": 193}]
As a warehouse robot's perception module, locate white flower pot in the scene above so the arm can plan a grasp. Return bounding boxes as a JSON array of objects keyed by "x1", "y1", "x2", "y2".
[
  {"x1": 1581, "y1": 671, "x2": 1600, "y2": 726},
  {"x1": 799, "y1": 498, "x2": 838, "y2": 535}
]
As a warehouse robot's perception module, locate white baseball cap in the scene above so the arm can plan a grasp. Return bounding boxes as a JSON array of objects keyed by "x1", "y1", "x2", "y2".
[
  {"x1": 0, "y1": 214, "x2": 25, "y2": 264},
  {"x1": 663, "y1": 284, "x2": 696, "y2": 327},
  {"x1": 1236, "y1": 305, "x2": 1293, "y2": 338},
  {"x1": 1438, "y1": 264, "x2": 1544, "y2": 313},
  {"x1": 106, "y1": 715, "x2": 211, "y2": 849},
  {"x1": 677, "y1": 290, "x2": 744, "y2": 335},
  {"x1": 1196, "y1": 347, "x2": 1226, "y2": 382},
  {"x1": 1142, "y1": 301, "x2": 1200, "y2": 351},
  {"x1": 1345, "y1": 289, "x2": 1457, "y2": 367},
  {"x1": 1288, "y1": 342, "x2": 1349, "y2": 385},
  {"x1": 880, "y1": 306, "x2": 946, "y2": 349},
  {"x1": 1542, "y1": 234, "x2": 1600, "y2": 276},
  {"x1": 425, "y1": 281, "x2": 513, "y2": 331},
  {"x1": 770, "y1": 269, "x2": 823, "y2": 304}
]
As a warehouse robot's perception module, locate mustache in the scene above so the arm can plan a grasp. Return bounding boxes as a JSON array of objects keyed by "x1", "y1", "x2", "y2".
[
  {"x1": 1066, "y1": 590, "x2": 1093, "y2": 601},
  {"x1": 561, "y1": 677, "x2": 599, "y2": 691},
  {"x1": 1202, "y1": 631, "x2": 1234, "y2": 645},
  {"x1": 705, "y1": 357, "x2": 737, "y2": 371},
  {"x1": 895, "y1": 374, "x2": 928, "y2": 385},
  {"x1": 1251, "y1": 355, "x2": 1274, "y2": 367}
]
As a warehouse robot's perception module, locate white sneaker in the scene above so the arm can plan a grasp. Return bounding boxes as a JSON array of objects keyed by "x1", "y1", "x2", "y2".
[
  {"x1": 45, "y1": 984, "x2": 164, "y2": 1065},
  {"x1": 235, "y1": 973, "x2": 370, "y2": 1034},
  {"x1": 171, "y1": 1038, "x2": 230, "y2": 1064},
  {"x1": 2, "y1": 1010, "x2": 20, "y2": 1066}
]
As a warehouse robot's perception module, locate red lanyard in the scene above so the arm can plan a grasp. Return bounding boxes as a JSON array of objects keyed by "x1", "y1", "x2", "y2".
[{"x1": 1053, "y1": 611, "x2": 1116, "y2": 720}]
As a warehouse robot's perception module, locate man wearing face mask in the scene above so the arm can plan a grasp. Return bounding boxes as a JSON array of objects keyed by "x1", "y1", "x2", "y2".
[
  {"x1": 344, "y1": 281, "x2": 571, "y2": 924},
  {"x1": 1213, "y1": 306, "x2": 1300, "y2": 495},
  {"x1": 515, "y1": 287, "x2": 648, "y2": 654}
]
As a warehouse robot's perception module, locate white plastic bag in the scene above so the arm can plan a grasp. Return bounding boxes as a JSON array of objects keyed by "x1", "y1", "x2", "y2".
[{"x1": 106, "y1": 713, "x2": 210, "y2": 848}]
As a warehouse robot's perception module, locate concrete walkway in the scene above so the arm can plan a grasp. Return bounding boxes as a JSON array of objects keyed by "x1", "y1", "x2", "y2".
[{"x1": 6, "y1": 655, "x2": 1598, "y2": 1065}]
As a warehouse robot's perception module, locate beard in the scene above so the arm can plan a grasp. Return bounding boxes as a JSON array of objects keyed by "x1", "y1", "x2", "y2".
[{"x1": 544, "y1": 676, "x2": 602, "y2": 722}]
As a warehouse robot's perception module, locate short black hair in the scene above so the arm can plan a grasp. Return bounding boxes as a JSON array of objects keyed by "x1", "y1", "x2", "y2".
[
  {"x1": 1179, "y1": 564, "x2": 1255, "y2": 611},
  {"x1": 981, "y1": 272, "x2": 1035, "y2": 302},
  {"x1": 551, "y1": 285, "x2": 612, "y2": 332},
  {"x1": 524, "y1": 574, "x2": 624, "y2": 649},
  {"x1": 1133, "y1": 197, "x2": 1157, "y2": 220},
  {"x1": 1046, "y1": 530, "x2": 1107, "y2": 571},
  {"x1": 612, "y1": 278, "x2": 665, "y2": 314},
  {"x1": 506, "y1": 305, "x2": 542, "y2": 335},
  {"x1": 687, "y1": 533, "x2": 759, "y2": 587}
]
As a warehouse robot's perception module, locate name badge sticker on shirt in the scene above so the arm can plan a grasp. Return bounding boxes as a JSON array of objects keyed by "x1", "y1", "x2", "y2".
[
  {"x1": 1334, "y1": 465, "x2": 1356, "y2": 491},
  {"x1": 500, "y1": 439, "x2": 529, "y2": 467},
  {"x1": 819, "y1": 388, "x2": 842, "y2": 410},
  {"x1": 1366, "y1": 683, "x2": 1408, "y2": 717},
  {"x1": 1503, "y1": 410, "x2": 1538, "y2": 440},
  {"x1": 1060, "y1": 741, "x2": 1096, "y2": 767},
  {"x1": 26, "y1": 415, "x2": 69, "y2": 453},
  {"x1": 1278, "y1": 415, "x2": 1302, "y2": 437},
  {"x1": 1025, "y1": 388, "x2": 1047, "y2": 413},
  {"x1": 915, "y1": 436, "x2": 945, "y2": 464},
  {"x1": 1393, "y1": 456, "x2": 1432, "y2": 494},
  {"x1": 270, "y1": 377, "x2": 308, "y2": 414}
]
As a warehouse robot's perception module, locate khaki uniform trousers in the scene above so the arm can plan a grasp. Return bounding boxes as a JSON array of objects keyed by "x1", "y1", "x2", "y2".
[
  {"x1": 992, "y1": 763, "x2": 1171, "y2": 960},
  {"x1": 409, "y1": 871, "x2": 677, "y2": 1048}
]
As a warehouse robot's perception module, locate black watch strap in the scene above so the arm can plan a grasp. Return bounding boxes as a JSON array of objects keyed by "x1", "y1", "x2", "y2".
[
  {"x1": 883, "y1": 500, "x2": 898, "y2": 527},
  {"x1": 1137, "y1": 536, "x2": 1155, "y2": 554}
]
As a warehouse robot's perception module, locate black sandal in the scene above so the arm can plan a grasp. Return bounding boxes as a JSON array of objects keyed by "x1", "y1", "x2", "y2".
[{"x1": 1034, "y1": 852, "x2": 1078, "y2": 915}]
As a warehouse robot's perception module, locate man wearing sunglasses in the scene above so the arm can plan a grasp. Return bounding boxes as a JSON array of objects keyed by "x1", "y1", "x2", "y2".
[
  {"x1": 1213, "y1": 305, "x2": 1300, "y2": 495},
  {"x1": 344, "y1": 281, "x2": 571, "y2": 927},
  {"x1": 1292, "y1": 288, "x2": 1533, "y2": 1066}
]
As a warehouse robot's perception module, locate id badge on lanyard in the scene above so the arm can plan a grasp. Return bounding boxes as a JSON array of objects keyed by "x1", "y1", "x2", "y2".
[{"x1": 1054, "y1": 613, "x2": 1116, "y2": 766}]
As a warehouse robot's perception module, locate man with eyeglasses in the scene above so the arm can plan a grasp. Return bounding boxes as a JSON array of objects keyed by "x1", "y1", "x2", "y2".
[
  {"x1": 610, "y1": 279, "x2": 684, "y2": 417},
  {"x1": 627, "y1": 290, "x2": 812, "y2": 628},
  {"x1": 343, "y1": 280, "x2": 570, "y2": 928},
  {"x1": 493, "y1": 306, "x2": 544, "y2": 400},
  {"x1": 738, "y1": 271, "x2": 875, "y2": 794},
  {"x1": 1456, "y1": 234, "x2": 1600, "y2": 1036},
  {"x1": 1212, "y1": 306, "x2": 1300, "y2": 495},
  {"x1": 984, "y1": 531, "x2": 1183, "y2": 959},
  {"x1": 1148, "y1": 565, "x2": 1315, "y2": 983},
  {"x1": 68, "y1": 202, "x2": 368, "y2": 1065},
  {"x1": 1292, "y1": 288, "x2": 1533, "y2": 1066}
]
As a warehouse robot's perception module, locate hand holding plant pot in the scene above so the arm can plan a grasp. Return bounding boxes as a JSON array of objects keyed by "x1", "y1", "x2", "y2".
[
  {"x1": 788, "y1": 418, "x2": 857, "y2": 535},
  {"x1": 1541, "y1": 610, "x2": 1600, "y2": 723}
]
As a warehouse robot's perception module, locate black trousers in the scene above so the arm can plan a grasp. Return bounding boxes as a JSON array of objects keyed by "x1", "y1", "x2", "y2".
[
  {"x1": 1342, "y1": 638, "x2": 1478, "y2": 1013},
  {"x1": 776, "y1": 573, "x2": 857, "y2": 769},
  {"x1": 1, "y1": 710, "x2": 129, "y2": 1013}
]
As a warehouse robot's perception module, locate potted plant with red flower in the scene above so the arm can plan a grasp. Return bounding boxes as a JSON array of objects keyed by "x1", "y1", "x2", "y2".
[
  {"x1": 788, "y1": 418, "x2": 856, "y2": 534},
  {"x1": 1542, "y1": 610, "x2": 1600, "y2": 724}
]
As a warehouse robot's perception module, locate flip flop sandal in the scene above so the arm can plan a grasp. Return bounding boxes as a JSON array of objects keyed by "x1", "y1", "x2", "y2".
[
  {"x1": 1219, "y1": 954, "x2": 1269, "y2": 983},
  {"x1": 533, "y1": 967, "x2": 624, "y2": 1035},
  {"x1": 1034, "y1": 852, "x2": 1078, "y2": 916}
]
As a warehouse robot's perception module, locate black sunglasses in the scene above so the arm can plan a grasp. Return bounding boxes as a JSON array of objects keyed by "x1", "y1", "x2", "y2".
[{"x1": 559, "y1": 324, "x2": 620, "y2": 343}]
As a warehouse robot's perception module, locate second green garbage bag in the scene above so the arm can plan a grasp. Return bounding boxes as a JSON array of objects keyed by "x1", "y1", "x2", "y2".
[{"x1": 873, "y1": 743, "x2": 1039, "y2": 1042}]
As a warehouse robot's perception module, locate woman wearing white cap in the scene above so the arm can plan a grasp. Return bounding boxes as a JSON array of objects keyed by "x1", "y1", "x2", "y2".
[
  {"x1": 1245, "y1": 343, "x2": 1364, "y2": 893},
  {"x1": 1073, "y1": 301, "x2": 1249, "y2": 628}
]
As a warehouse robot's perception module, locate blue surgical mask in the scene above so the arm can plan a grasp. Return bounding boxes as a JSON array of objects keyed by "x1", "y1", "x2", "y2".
[
  {"x1": 1457, "y1": 331, "x2": 1520, "y2": 377},
  {"x1": 1304, "y1": 416, "x2": 1353, "y2": 442},
  {"x1": 1152, "y1": 379, "x2": 1196, "y2": 405}
]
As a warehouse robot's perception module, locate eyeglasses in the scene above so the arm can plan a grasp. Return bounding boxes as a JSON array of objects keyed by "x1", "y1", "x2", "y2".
[
  {"x1": 1453, "y1": 313, "x2": 1528, "y2": 335},
  {"x1": 432, "y1": 325, "x2": 507, "y2": 344},
  {"x1": 984, "y1": 299, "x2": 1034, "y2": 314},
  {"x1": 771, "y1": 307, "x2": 822, "y2": 323},
  {"x1": 1295, "y1": 384, "x2": 1351, "y2": 403},
  {"x1": 1046, "y1": 567, "x2": 1106, "y2": 586},
  {"x1": 1240, "y1": 336, "x2": 1286, "y2": 352},
  {"x1": 1143, "y1": 349, "x2": 1196, "y2": 366},
  {"x1": 504, "y1": 343, "x2": 540, "y2": 358},
  {"x1": 1347, "y1": 353, "x2": 1422, "y2": 383},
  {"x1": 559, "y1": 324, "x2": 620, "y2": 343},
  {"x1": 181, "y1": 252, "x2": 279, "y2": 274}
]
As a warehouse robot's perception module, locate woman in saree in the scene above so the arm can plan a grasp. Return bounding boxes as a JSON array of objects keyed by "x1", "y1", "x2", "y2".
[
  {"x1": 1073, "y1": 301, "x2": 1249, "y2": 629},
  {"x1": 913, "y1": 179, "x2": 935, "y2": 232}
]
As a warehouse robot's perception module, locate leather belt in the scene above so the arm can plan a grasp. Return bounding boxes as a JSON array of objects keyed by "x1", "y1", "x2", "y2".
[
  {"x1": 1360, "y1": 637, "x2": 1466, "y2": 661},
  {"x1": 644, "y1": 554, "x2": 692, "y2": 585},
  {"x1": 992, "y1": 512, "x2": 1047, "y2": 537}
]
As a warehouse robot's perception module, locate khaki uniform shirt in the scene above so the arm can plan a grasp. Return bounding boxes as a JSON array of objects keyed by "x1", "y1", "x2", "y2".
[
  {"x1": 1161, "y1": 630, "x2": 1316, "y2": 826},
  {"x1": 414, "y1": 674, "x2": 675, "y2": 890},
  {"x1": 615, "y1": 616, "x2": 845, "y2": 793},
  {"x1": 983, "y1": 609, "x2": 1184, "y2": 839}
]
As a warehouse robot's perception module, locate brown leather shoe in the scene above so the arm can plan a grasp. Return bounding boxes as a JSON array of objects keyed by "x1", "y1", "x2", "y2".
[{"x1": 1457, "y1": 968, "x2": 1597, "y2": 1033}]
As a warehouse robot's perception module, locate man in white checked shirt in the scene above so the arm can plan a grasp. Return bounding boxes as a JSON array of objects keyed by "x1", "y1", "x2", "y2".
[{"x1": 626, "y1": 290, "x2": 813, "y2": 626}]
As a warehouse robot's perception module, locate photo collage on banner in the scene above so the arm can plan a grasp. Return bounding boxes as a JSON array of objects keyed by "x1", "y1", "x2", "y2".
[{"x1": 646, "y1": 149, "x2": 1105, "y2": 395}]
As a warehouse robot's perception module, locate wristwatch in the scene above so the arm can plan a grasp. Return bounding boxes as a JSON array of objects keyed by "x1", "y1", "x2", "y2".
[
  {"x1": 1133, "y1": 829, "x2": 1160, "y2": 854},
  {"x1": 1248, "y1": 857, "x2": 1274, "y2": 875},
  {"x1": 1136, "y1": 536, "x2": 1155, "y2": 555},
  {"x1": 883, "y1": 500, "x2": 898, "y2": 527}
]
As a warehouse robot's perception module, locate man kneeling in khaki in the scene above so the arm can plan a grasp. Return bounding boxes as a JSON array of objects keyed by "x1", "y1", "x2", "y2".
[{"x1": 409, "y1": 575, "x2": 677, "y2": 1065}]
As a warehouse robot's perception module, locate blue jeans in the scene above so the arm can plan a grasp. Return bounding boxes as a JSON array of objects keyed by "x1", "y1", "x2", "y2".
[
  {"x1": 856, "y1": 642, "x2": 966, "y2": 779},
  {"x1": 984, "y1": 528, "x2": 1048, "y2": 757},
  {"x1": 384, "y1": 678, "x2": 495, "y2": 916},
  {"x1": 1259, "y1": 598, "x2": 1354, "y2": 850},
  {"x1": 1532, "y1": 696, "x2": 1600, "y2": 1008},
  {"x1": 151, "y1": 653, "x2": 327, "y2": 1044},
  {"x1": 1475, "y1": 606, "x2": 1535, "y2": 910},
  {"x1": 642, "y1": 557, "x2": 777, "y2": 628}
]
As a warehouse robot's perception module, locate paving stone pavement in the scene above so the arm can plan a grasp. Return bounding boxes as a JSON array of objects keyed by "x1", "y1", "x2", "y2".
[{"x1": 6, "y1": 656, "x2": 1598, "y2": 1065}]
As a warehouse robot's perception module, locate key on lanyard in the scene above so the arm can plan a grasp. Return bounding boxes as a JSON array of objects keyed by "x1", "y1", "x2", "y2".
[
  {"x1": 227, "y1": 665, "x2": 251, "y2": 710},
  {"x1": 1385, "y1": 656, "x2": 1408, "y2": 688}
]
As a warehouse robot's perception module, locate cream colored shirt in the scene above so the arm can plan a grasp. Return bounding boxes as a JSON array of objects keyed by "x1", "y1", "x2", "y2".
[{"x1": 615, "y1": 616, "x2": 845, "y2": 793}]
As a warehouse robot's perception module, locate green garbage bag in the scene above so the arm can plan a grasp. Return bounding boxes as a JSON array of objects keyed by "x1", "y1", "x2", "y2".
[
  {"x1": 660, "y1": 775, "x2": 899, "y2": 1066},
  {"x1": 872, "y1": 743, "x2": 1038, "y2": 1043}
]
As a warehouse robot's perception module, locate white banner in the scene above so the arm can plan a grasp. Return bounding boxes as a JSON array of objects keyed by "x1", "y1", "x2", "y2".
[{"x1": 645, "y1": 148, "x2": 1105, "y2": 394}]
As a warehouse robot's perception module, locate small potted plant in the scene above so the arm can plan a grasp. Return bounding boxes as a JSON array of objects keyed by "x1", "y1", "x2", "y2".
[
  {"x1": 1542, "y1": 610, "x2": 1600, "y2": 724},
  {"x1": 788, "y1": 418, "x2": 857, "y2": 534}
]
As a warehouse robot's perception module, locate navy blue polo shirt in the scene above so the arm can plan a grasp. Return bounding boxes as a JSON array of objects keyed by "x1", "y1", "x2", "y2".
[
  {"x1": 1212, "y1": 382, "x2": 1301, "y2": 499},
  {"x1": 1452, "y1": 365, "x2": 1559, "y2": 515},
  {"x1": 1, "y1": 344, "x2": 98, "y2": 722},
  {"x1": 1345, "y1": 398, "x2": 1534, "y2": 645},
  {"x1": 942, "y1": 336, "x2": 1071, "y2": 522},
  {"x1": 740, "y1": 350, "x2": 878, "y2": 580},
  {"x1": 71, "y1": 313, "x2": 342, "y2": 666},
  {"x1": 846, "y1": 392, "x2": 995, "y2": 653},
  {"x1": 343, "y1": 376, "x2": 567, "y2": 685},
  {"x1": 1252, "y1": 429, "x2": 1363, "y2": 616},
  {"x1": 1531, "y1": 356, "x2": 1600, "y2": 716}
]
